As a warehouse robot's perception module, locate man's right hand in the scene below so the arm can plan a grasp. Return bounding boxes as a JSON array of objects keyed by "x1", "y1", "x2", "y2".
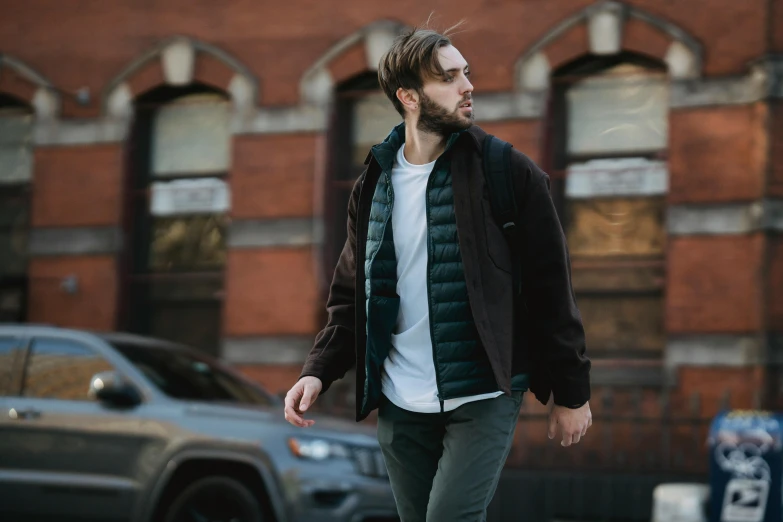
[{"x1": 284, "y1": 376, "x2": 323, "y2": 427}]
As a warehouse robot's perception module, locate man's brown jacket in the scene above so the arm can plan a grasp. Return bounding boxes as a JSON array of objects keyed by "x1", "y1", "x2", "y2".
[{"x1": 300, "y1": 125, "x2": 591, "y2": 421}]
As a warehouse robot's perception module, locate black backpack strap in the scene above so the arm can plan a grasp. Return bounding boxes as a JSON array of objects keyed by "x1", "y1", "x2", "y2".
[{"x1": 482, "y1": 134, "x2": 522, "y2": 296}]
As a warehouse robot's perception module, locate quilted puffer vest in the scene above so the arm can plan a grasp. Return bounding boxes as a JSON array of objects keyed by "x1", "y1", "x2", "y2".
[{"x1": 361, "y1": 124, "x2": 497, "y2": 416}]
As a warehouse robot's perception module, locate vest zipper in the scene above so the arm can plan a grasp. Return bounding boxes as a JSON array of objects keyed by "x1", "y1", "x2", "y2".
[{"x1": 425, "y1": 158, "x2": 445, "y2": 409}]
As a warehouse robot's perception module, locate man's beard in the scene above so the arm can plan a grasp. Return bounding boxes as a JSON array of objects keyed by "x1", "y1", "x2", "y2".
[{"x1": 417, "y1": 92, "x2": 474, "y2": 137}]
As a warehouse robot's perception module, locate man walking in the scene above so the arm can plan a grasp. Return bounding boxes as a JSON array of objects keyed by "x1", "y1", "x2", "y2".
[{"x1": 284, "y1": 22, "x2": 592, "y2": 522}]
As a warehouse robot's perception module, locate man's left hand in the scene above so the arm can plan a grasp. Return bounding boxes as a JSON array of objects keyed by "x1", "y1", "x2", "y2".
[{"x1": 548, "y1": 401, "x2": 592, "y2": 447}]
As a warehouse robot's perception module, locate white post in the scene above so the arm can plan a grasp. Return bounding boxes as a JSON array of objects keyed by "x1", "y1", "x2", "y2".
[{"x1": 651, "y1": 483, "x2": 709, "y2": 522}]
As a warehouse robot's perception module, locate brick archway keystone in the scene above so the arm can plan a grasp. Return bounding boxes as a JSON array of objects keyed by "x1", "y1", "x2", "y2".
[
  {"x1": 102, "y1": 36, "x2": 258, "y2": 118},
  {"x1": 515, "y1": 1, "x2": 703, "y2": 92},
  {"x1": 300, "y1": 20, "x2": 408, "y2": 106}
]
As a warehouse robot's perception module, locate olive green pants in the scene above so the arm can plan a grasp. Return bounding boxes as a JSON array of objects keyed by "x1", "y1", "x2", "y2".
[{"x1": 377, "y1": 391, "x2": 524, "y2": 522}]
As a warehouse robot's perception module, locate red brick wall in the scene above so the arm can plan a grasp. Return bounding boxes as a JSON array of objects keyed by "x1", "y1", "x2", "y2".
[
  {"x1": 540, "y1": 20, "x2": 590, "y2": 72},
  {"x1": 223, "y1": 248, "x2": 319, "y2": 336},
  {"x1": 669, "y1": 104, "x2": 768, "y2": 204},
  {"x1": 236, "y1": 364, "x2": 303, "y2": 396},
  {"x1": 0, "y1": 65, "x2": 38, "y2": 105},
  {"x1": 479, "y1": 120, "x2": 543, "y2": 164},
  {"x1": 623, "y1": 17, "x2": 672, "y2": 62},
  {"x1": 667, "y1": 235, "x2": 764, "y2": 334},
  {"x1": 28, "y1": 256, "x2": 118, "y2": 331},
  {"x1": 126, "y1": 60, "x2": 167, "y2": 104},
  {"x1": 328, "y1": 41, "x2": 369, "y2": 85},
  {"x1": 230, "y1": 134, "x2": 318, "y2": 219},
  {"x1": 770, "y1": 102, "x2": 783, "y2": 198},
  {"x1": 676, "y1": 367, "x2": 763, "y2": 414},
  {"x1": 0, "y1": 0, "x2": 771, "y2": 118},
  {"x1": 769, "y1": 236, "x2": 783, "y2": 332},
  {"x1": 31, "y1": 145, "x2": 124, "y2": 227},
  {"x1": 26, "y1": 145, "x2": 124, "y2": 331},
  {"x1": 194, "y1": 53, "x2": 240, "y2": 96}
]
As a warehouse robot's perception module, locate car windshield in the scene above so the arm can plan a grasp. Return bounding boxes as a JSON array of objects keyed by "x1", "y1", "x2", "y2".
[{"x1": 111, "y1": 341, "x2": 279, "y2": 406}]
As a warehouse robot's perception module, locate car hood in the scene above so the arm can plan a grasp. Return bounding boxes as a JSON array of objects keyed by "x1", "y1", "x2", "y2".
[{"x1": 182, "y1": 401, "x2": 378, "y2": 445}]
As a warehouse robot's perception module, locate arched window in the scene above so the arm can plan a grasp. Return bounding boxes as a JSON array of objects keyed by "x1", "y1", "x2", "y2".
[
  {"x1": 549, "y1": 53, "x2": 668, "y2": 360},
  {"x1": 0, "y1": 94, "x2": 33, "y2": 322},
  {"x1": 323, "y1": 72, "x2": 401, "y2": 275},
  {"x1": 122, "y1": 84, "x2": 231, "y2": 355}
]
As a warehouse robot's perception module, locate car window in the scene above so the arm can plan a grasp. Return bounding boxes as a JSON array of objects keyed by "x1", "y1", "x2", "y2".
[
  {"x1": 0, "y1": 337, "x2": 22, "y2": 396},
  {"x1": 111, "y1": 341, "x2": 276, "y2": 406},
  {"x1": 23, "y1": 338, "x2": 114, "y2": 401}
]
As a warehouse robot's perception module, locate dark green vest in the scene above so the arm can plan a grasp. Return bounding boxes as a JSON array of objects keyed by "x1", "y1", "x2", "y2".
[{"x1": 361, "y1": 124, "x2": 498, "y2": 416}]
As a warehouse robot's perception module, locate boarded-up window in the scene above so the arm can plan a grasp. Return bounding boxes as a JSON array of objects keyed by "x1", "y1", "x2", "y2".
[
  {"x1": 148, "y1": 178, "x2": 229, "y2": 271},
  {"x1": 578, "y1": 295, "x2": 665, "y2": 354},
  {"x1": 567, "y1": 64, "x2": 668, "y2": 155},
  {"x1": 127, "y1": 87, "x2": 231, "y2": 356},
  {"x1": 565, "y1": 198, "x2": 666, "y2": 257},
  {"x1": 0, "y1": 108, "x2": 33, "y2": 184},
  {"x1": 151, "y1": 93, "x2": 230, "y2": 176},
  {"x1": 558, "y1": 61, "x2": 669, "y2": 357}
]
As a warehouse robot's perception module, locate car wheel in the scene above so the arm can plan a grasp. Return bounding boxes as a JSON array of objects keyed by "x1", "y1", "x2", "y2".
[{"x1": 163, "y1": 476, "x2": 263, "y2": 522}]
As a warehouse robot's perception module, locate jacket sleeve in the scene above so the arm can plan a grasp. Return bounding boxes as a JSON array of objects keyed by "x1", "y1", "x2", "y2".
[
  {"x1": 517, "y1": 158, "x2": 591, "y2": 408},
  {"x1": 298, "y1": 174, "x2": 363, "y2": 394}
]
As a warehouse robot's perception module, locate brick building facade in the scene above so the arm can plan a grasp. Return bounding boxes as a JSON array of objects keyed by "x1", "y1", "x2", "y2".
[{"x1": 1, "y1": 0, "x2": 782, "y2": 434}]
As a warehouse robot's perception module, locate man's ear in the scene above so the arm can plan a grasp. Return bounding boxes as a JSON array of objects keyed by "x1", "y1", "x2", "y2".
[{"x1": 396, "y1": 87, "x2": 420, "y2": 113}]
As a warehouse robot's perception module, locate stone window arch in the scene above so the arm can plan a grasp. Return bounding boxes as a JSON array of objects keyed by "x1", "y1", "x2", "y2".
[
  {"x1": 515, "y1": 1, "x2": 702, "y2": 94},
  {"x1": 107, "y1": 37, "x2": 256, "y2": 355},
  {"x1": 103, "y1": 36, "x2": 257, "y2": 121}
]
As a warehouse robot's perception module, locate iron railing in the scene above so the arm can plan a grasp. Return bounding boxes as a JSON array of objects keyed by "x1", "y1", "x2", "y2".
[
  {"x1": 308, "y1": 368, "x2": 774, "y2": 521},
  {"x1": 487, "y1": 385, "x2": 725, "y2": 522}
]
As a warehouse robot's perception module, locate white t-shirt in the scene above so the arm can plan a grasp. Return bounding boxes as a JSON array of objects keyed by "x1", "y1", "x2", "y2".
[{"x1": 380, "y1": 144, "x2": 502, "y2": 413}]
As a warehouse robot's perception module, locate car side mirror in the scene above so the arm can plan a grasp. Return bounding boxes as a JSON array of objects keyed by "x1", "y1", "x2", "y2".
[{"x1": 89, "y1": 371, "x2": 142, "y2": 407}]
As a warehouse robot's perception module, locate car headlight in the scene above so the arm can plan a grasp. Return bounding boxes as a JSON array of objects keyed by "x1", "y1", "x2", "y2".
[{"x1": 288, "y1": 437, "x2": 352, "y2": 461}]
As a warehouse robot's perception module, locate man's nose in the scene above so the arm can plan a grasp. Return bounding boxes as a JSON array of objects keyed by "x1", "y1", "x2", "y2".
[{"x1": 462, "y1": 77, "x2": 473, "y2": 95}]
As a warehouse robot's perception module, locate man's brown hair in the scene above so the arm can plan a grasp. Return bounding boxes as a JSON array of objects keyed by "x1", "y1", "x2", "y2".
[{"x1": 377, "y1": 20, "x2": 465, "y2": 117}]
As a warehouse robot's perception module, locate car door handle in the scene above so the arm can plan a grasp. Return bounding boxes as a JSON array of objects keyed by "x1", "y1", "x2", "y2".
[{"x1": 8, "y1": 407, "x2": 42, "y2": 420}]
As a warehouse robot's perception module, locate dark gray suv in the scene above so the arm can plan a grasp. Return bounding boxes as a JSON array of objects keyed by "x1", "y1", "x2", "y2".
[{"x1": 0, "y1": 325, "x2": 398, "y2": 522}]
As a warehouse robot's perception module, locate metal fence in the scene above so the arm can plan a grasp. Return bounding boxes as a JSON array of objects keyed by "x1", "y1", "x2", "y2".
[
  {"x1": 487, "y1": 385, "x2": 723, "y2": 522},
  {"x1": 310, "y1": 374, "x2": 753, "y2": 522}
]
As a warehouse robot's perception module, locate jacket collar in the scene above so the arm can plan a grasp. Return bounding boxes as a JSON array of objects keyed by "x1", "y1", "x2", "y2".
[
  {"x1": 366, "y1": 122, "x2": 405, "y2": 172},
  {"x1": 365, "y1": 122, "x2": 483, "y2": 171}
]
